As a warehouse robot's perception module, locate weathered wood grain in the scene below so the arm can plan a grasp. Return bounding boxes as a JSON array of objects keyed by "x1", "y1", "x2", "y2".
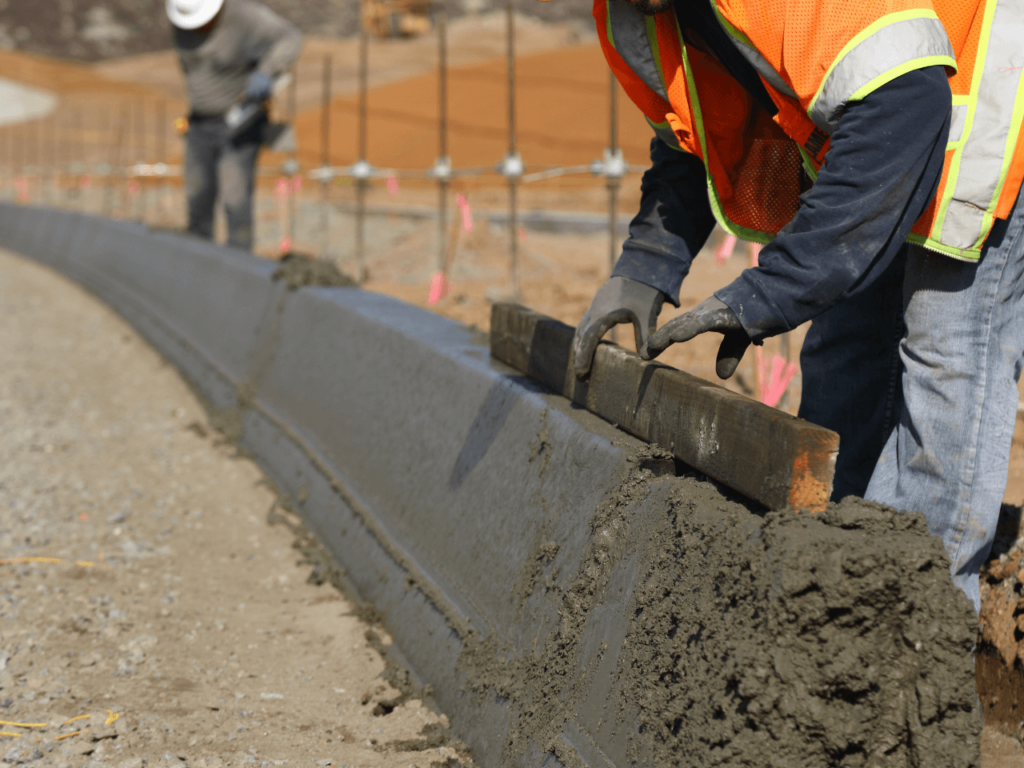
[{"x1": 490, "y1": 303, "x2": 839, "y2": 512}]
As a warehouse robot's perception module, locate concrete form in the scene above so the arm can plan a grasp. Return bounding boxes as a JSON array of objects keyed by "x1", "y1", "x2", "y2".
[{"x1": 0, "y1": 204, "x2": 982, "y2": 768}]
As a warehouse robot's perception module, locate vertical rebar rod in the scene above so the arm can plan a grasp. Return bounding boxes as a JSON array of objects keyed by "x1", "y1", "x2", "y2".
[
  {"x1": 608, "y1": 69, "x2": 619, "y2": 278},
  {"x1": 287, "y1": 72, "x2": 298, "y2": 250},
  {"x1": 105, "y1": 102, "x2": 129, "y2": 217},
  {"x1": 156, "y1": 99, "x2": 167, "y2": 222},
  {"x1": 96, "y1": 106, "x2": 107, "y2": 215},
  {"x1": 608, "y1": 69, "x2": 621, "y2": 342},
  {"x1": 355, "y1": 20, "x2": 369, "y2": 283},
  {"x1": 507, "y1": 1, "x2": 520, "y2": 301},
  {"x1": 3, "y1": 126, "x2": 9, "y2": 200},
  {"x1": 14, "y1": 124, "x2": 22, "y2": 201},
  {"x1": 320, "y1": 54, "x2": 332, "y2": 258},
  {"x1": 46, "y1": 117, "x2": 55, "y2": 205},
  {"x1": 76, "y1": 108, "x2": 85, "y2": 211},
  {"x1": 136, "y1": 99, "x2": 147, "y2": 222},
  {"x1": 436, "y1": 2, "x2": 449, "y2": 282},
  {"x1": 29, "y1": 118, "x2": 38, "y2": 204}
]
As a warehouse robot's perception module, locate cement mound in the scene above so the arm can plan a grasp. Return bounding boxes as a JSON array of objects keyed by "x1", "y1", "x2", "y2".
[
  {"x1": 977, "y1": 503, "x2": 1024, "y2": 738},
  {"x1": 272, "y1": 252, "x2": 357, "y2": 291},
  {"x1": 463, "y1": 462, "x2": 980, "y2": 768},
  {"x1": 619, "y1": 497, "x2": 979, "y2": 767}
]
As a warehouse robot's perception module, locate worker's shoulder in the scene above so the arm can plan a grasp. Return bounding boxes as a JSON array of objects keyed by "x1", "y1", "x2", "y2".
[{"x1": 227, "y1": 0, "x2": 288, "y2": 23}]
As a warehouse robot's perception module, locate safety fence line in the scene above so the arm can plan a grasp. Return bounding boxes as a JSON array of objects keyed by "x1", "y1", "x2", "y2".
[{"x1": 0, "y1": 1, "x2": 650, "y2": 307}]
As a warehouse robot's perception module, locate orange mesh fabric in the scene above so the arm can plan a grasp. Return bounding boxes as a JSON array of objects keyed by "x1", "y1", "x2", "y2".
[
  {"x1": 933, "y1": 0, "x2": 985, "y2": 94},
  {"x1": 715, "y1": 0, "x2": 942, "y2": 109},
  {"x1": 688, "y1": 48, "x2": 803, "y2": 234}
]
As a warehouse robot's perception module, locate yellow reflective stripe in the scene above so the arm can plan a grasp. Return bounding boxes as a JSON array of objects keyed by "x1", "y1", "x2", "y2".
[
  {"x1": 647, "y1": 117, "x2": 686, "y2": 151},
  {"x1": 798, "y1": 146, "x2": 819, "y2": 181},
  {"x1": 710, "y1": 1, "x2": 754, "y2": 49},
  {"x1": 807, "y1": 10, "x2": 952, "y2": 124},
  {"x1": 711, "y1": 0, "x2": 797, "y2": 100},
  {"x1": 678, "y1": 20, "x2": 773, "y2": 244},
  {"x1": 974, "y1": 71, "x2": 1024, "y2": 250},
  {"x1": 907, "y1": 233, "x2": 981, "y2": 262},
  {"x1": 931, "y1": 0, "x2": 996, "y2": 243},
  {"x1": 847, "y1": 56, "x2": 956, "y2": 102},
  {"x1": 930, "y1": 88, "x2": 989, "y2": 238},
  {"x1": 809, "y1": 9, "x2": 942, "y2": 109}
]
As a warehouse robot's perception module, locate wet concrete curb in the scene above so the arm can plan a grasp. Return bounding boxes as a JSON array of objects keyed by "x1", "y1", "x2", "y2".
[{"x1": 0, "y1": 205, "x2": 983, "y2": 768}]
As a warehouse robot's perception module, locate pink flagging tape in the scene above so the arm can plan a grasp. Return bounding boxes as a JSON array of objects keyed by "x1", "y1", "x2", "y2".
[
  {"x1": 456, "y1": 193, "x2": 473, "y2": 232},
  {"x1": 427, "y1": 272, "x2": 449, "y2": 305},
  {"x1": 714, "y1": 233, "x2": 736, "y2": 266},
  {"x1": 757, "y1": 349, "x2": 799, "y2": 409}
]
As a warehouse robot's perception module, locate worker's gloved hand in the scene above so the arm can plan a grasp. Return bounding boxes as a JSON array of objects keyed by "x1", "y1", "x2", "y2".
[
  {"x1": 641, "y1": 296, "x2": 751, "y2": 380},
  {"x1": 244, "y1": 72, "x2": 273, "y2": 103},
  {"x1": 573, "y1": 276, "x2": 665, "y2": 380}
]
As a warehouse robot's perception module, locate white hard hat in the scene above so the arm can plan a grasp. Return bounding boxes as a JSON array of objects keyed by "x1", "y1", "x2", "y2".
[{"x1": 166, "y1": 0, "x2": 225, "y2": 29}]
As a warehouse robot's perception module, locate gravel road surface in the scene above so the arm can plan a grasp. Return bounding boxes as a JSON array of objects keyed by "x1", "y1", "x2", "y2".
[{"x1": 0, "y1": 247, "x2": 471, "y2": 768}]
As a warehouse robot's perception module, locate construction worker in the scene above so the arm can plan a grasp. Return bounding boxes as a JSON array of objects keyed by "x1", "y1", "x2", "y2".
[
  {"x1": 563, "y1": 0, "x2": 1024, "y2": 614},
  {"x1": 167, "y1": 0, "x2": 302, "y2": 250}
]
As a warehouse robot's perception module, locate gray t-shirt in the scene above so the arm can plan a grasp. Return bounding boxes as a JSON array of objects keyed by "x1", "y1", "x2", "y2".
[{"x1": 173, "y1": 0, "x2": 302, "y2": 117}]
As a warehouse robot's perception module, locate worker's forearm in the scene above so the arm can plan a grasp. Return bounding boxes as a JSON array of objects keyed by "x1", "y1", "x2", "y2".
[
  {"x1": 256, "y1": 21, "x2": 303, "y2": 79},
  {"x1": 612, "y1": 139, "x2": 716, "y2": 307},
  {"x1": 715, "y1": 66, "x2": 952, "y2": 342}
]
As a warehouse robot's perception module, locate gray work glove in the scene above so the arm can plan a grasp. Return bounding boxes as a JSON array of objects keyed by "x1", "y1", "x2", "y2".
[
  {"x1": 573, "y1": 276, "x2": 665, "y2": 379},
  {"x1": 245, "y1": 72, "x2": 273, "y2": 103},
  {"x1": 641, "y1": 296, "x2": 751, "y2": 380}
]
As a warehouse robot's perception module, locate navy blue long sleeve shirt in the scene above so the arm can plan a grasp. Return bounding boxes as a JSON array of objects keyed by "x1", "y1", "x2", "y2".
[{"x1": 612, "y1": 66, "x2": 952, "y2": 342}]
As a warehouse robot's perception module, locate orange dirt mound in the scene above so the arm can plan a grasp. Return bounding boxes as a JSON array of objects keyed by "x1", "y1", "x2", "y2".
[{"x1": 290, "y1": 44, "x2": 651, "y2": 175}]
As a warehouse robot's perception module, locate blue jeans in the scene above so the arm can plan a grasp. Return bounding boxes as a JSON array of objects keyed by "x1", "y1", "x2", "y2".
[{"x1": 801, "y1": 197, "x2": 1024, "y2": 613}]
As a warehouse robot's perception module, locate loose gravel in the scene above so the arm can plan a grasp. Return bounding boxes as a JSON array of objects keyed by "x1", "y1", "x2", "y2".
[{"x1": 0, "y1": 247, "x2": 472, "y2": 768}]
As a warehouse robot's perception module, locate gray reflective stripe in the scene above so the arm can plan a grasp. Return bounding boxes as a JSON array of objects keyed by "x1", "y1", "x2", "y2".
[
  {"x1": 949, "y1": 103, "x2": 968, "y2": 144},
  {"x1": 648, "y1": 119, "x2": 683, "y2": 150},
  {"x1": 608, "y1": 0, "x2": 667, "y2": 100},
  {"x1": 720, "y1": 28, "x2": 798, "y2": 101},
  {"x1": 940, "y1": 0, "x2": 1024, "y2": 249},
  {"x1": 810, "y1": 16, "x2": 954, "y2": 134}
]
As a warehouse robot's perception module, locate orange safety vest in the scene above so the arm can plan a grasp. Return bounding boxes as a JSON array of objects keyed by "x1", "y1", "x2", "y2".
[{"x1": 596, "y1": 0, "x2": 1024, "y2": 261}]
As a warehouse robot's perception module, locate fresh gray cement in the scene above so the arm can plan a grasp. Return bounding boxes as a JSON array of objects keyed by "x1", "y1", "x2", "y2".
[{"x1": 0, "y1": 203, "x2": 981, "y2": 767}]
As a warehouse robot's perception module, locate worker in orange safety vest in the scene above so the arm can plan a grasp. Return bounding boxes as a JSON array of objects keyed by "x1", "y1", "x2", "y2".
[{"x1": 553, "y1": 0, "x2": 1024, "y2": 614}]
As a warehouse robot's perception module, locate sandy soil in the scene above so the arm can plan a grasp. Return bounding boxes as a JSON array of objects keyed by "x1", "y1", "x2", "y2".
[
  {"x1": 92, "y1": 13, "x2": 596, "y2": 113},
  {"x1": 0, "y1": 247, "x2": 472, "y2": 768}
]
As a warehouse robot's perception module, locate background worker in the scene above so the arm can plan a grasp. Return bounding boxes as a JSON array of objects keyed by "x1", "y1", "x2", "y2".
[
  {"x1": 566, "y1": 0, "x2": 1024, "y2": 613},
  {"x1": 167, "y1": 0, "x2": 302, "y2": 251}
]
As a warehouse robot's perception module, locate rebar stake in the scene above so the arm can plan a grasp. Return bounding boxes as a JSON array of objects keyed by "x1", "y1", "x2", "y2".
[
  {"x1": 356, "y1": 20, "x2": 370, "y2": 284},
  {"x1": 319, "y1": 54, "x2": 333, "y2": 259}
]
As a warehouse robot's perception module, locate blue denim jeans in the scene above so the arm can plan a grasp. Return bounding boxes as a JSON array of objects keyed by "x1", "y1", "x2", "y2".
[
  {"x1": 800, "y1": 197, "x2": 1024, "y2": 613},
  {"x1": 866, "y1": 198, "x2": 1024, "y2": 612}
]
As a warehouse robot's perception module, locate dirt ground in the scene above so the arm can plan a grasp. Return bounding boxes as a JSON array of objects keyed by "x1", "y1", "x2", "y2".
[
  {"x1": 0, "y1": 247, "x2": 471, "y2": 767},
  {"x1": 4, "y1": 18, "x2": 1024, "y2": 766}
]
